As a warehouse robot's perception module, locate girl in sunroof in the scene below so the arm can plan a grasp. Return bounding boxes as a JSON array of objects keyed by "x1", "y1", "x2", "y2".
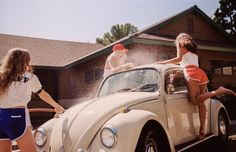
[{"x1": 103, "y1": 43, "x2": 134, "y2": 77}]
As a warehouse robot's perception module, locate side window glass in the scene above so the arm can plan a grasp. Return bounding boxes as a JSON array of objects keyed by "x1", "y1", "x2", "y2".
[{"x1": 165, "y1": 70, "x2": 188, "y2": 94}]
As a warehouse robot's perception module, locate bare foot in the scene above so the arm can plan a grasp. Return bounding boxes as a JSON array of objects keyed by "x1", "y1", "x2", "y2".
[
  {"x1": 199, "y1": 129, "x2": 205, "y2": 140},
  {"x1": 199, "y1": 132, "x2": 205, "y2": 140},
  {"x1": 216, "y1": 86, "x2": 236, "y2": 96}
]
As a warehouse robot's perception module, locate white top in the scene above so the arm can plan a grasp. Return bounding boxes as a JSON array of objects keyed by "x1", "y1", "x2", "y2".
[
  {"x1": 180, "y1": 52, "x2": 199, "y2": 68},
  {"x1": 0, "y1": 72, "x2": 42, "y2": 108},
  {"x1": 103, "y1": 52, "x2": 126, "y2": 77}
]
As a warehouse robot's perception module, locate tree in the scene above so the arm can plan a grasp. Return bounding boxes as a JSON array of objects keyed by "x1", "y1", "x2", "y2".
[
  {"x1": 96, "y1": 23, "x2": 138, "y2": 46},
  {"x1": 213, "y1": 0, "x2": 236, "y2": 37}
]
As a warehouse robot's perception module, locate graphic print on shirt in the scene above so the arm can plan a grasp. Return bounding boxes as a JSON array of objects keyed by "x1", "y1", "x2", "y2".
[{"x1": 15, "y1": 76, "x2": 29, "y2": 83}]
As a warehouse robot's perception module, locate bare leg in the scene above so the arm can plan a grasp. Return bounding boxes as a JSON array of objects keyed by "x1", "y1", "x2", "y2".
[
  {"x1": 197, "y1": 86, "x2": 236, "y2": 103},
  {"x1": 198, "y1": 103, "x2": 206, "y2": 139},
  {"x1": 186, "y1": 80, "x2": 207, "y2": 139},
  {"x1": 16, "y1": 127, "x2": 37, "y2": 152},
  {"x1": 186, "y1": 79, "x2": 200, "y2": 105},
  {"x1": 0, "y1": 140, "x2": 12, "y2": 152},
  {"x1": 198, "y1": 84, "x2": 208, "y2": 139}
]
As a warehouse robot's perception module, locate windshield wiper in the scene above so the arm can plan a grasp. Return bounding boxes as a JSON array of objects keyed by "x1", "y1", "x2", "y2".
[
  {"x1": 116, "y1": 88, "x2": 132, "y2": 93},
  {"x1": 131, "y1": 83, "x2": 158, "y2": 92},
  {"x1": 114, "y1": 83, "x2": 158, "y2": 94}
]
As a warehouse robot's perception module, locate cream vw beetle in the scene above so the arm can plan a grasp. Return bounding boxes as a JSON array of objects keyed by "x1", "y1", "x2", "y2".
[{"x1": 34, "y1": 64, "x2": 230, "y2": 152}]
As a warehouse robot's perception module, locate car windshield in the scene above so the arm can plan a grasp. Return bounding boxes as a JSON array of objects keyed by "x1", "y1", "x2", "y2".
[{"x1": 98, "y1": 68, "x2": 159, "y2": 97}]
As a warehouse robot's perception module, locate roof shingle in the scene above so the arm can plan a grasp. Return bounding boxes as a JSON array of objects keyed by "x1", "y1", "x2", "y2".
[{"x1": 0, "y1": 34, "x2": 103, "y2": 67}]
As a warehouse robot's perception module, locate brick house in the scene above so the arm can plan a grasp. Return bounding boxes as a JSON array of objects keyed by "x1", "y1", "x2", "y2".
[
  {"x1": 0, "y1": 5, "x2": 236, "y2": 111},
  {"x1": 58, "y1": 5, "x2": 236, "y2": 107}
]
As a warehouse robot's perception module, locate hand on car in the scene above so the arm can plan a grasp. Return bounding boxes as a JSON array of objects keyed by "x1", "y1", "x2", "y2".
[
  {"x1": 54, "y1": 105, "x2": 65, "y2": 114},
  {"x1": 123, "y1": 63, "x2": 134, "y2": 69}
]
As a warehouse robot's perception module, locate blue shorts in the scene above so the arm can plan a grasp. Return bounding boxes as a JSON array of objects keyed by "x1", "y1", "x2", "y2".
[{"x1": 0, "y1": 108, "x2": 31, "y2": 141}]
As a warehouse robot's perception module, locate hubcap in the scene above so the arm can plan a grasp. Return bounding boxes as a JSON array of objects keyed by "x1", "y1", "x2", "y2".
[{"x1": 219, "y1": 115, "x2": 226, "y2": 135}]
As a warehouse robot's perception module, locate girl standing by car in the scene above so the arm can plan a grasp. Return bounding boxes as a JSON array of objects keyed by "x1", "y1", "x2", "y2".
[
  {"x1": 0, "y1": 48, "x2": 65, "y2": 152},
  {"x1": 157, "y1": 33, "x2": 236, "y2": 139}
]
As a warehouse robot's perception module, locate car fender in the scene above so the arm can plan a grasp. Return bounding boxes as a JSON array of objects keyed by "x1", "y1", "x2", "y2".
[
  {"x1": 89, "y1": 109, "x2": 175, "y2": 152},
  {"x1": 34, "y1": 118, "x2": 58, "y2": 152},
  {"x1": 210, "y1": 99, "x2": 231, "y2": 135}
]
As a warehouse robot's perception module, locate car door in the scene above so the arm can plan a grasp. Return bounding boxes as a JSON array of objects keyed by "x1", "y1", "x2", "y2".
[{"x1": 164, "y1": 68, "x2": 210, "y2": 145}]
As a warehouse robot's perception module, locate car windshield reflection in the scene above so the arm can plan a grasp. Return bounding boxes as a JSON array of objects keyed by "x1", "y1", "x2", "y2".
[{"x1": 98, "y1": 69, "x2": 159, "y2": 97}]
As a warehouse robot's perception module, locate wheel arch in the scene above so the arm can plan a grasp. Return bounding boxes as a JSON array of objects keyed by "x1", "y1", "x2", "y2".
[
  {"x1": 219, "y1": 108, "x2": 230, "y2": 126},
  {"x1": 210, "y1": 99, "x2": 231, "y2": 135},
  {"x1": 135, "y1": 119, "x2": 173, "y2": 152}
]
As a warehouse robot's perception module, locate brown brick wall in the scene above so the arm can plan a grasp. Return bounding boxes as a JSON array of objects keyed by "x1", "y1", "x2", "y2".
[
  {"x1": 58, "y1": 55, "x2": 107, "y2": 107},
  {"x1": 33, "y1": 68, "x2": 59, "y2": 100},
  {"x1": 198, "y1": 50, "x2": 236, "y2": 89}
]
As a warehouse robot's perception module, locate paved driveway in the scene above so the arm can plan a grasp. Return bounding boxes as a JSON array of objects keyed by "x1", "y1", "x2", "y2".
[{"x1": 184, "y1": 136, "x2": 236, "y2": 152}]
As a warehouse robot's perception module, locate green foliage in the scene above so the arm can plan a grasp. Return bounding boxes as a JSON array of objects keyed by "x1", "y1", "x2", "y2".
[
  {"x1": 213, "y1": 0, "x2": 236, "y2": 37},
  {"x1": 96, "y1": 23, "x2": 138, "y2": 46}
]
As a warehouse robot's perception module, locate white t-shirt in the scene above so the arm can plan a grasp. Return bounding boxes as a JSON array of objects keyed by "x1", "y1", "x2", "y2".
[
  {"x1": 0, "y1": 72, "x2": 42, "y2": 108},
  {"x1": 180, "y1": 52, "x2": 199, "y2": 68}
]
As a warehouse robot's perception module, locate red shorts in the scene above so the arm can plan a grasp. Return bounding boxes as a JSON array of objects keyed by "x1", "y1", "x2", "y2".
[{"x1": 183, "y1": 65, "x2": 209, "y2": 85}]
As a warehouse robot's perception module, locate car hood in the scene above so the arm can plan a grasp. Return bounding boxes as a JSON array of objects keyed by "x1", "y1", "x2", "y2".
[{"x1": 50, "y1": 91, "x2": 160, "y2": 151}]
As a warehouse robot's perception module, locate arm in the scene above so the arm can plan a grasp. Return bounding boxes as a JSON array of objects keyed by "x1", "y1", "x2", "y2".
[
  {"x1": 38, "y1": 89, "x2": 65, "y2": 113},
  {"x1": 108, "y1": 56, "x2": 133, "y2": 72},
  {"x1": 111, "y1": 63, "x2": 134, "y2": 72},
  {"x1": 110, "y1": 64, "x2": 126, "y2": 72},
  {"x1": 156, "y1": 57, "x2": 182, "y2": 64},
  {"x1": 157, "y1": 48, "x2": 185, "y2": 64}
]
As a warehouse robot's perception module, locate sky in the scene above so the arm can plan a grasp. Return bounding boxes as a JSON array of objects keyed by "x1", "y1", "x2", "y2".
[{"x1": 0, "y1": 0, "x2": 220, "y2": 43}]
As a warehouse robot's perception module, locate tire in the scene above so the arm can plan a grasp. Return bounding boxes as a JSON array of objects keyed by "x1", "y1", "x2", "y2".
[
  {"x1": 217, "y1": 111, "x2": 229, "y2": 144},
  {"x1": 135, "y1": 126, "x2": 168, "y2": 152}
]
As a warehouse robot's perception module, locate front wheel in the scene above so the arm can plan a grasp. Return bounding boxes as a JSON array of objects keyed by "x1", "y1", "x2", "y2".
[
  {"x1": 217, "y1": 111, "x2": 229, "y2": 144},
  {"x1": 135, "y1": 127, "x2": 168, "y2": 152}
]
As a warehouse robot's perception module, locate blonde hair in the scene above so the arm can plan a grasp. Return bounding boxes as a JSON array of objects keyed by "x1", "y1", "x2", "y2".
[
  {"x1": 0, "y1": 48, "x2": 32, "y2": 96},
  {"x1": 175, "y1": 33, "x2": 197, "y2": 54}
]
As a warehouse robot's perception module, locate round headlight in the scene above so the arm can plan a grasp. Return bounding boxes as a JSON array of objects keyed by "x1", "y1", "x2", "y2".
[
  {"x1": 100, "y1": 126, "x2": 118, "y2": 148},
  {"x1": 34, "y1": 128, "x2": 47, "y2": 147}
]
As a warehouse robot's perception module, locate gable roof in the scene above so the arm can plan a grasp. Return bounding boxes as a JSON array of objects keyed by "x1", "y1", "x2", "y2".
[
  {"x1": 65, "y1": 5, "x2": 236, "y2": 68},
  {"x1": 0, "y1": 34, "x2": 103, "y2": 68},
  {"x1": 139, "y1": 5, "x2": 236, "y2": 43}
]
